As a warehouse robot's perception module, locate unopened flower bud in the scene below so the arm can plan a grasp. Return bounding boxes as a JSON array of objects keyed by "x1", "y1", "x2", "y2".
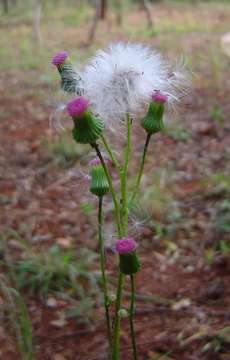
[
  {"x1": 115, "y1": 237, "x2": 141, "y2": 275},
  {"x1": 89, "y1": 157, "x2": 109, "y2": 197},
  {"x1": 118, "y1": 309, "x2": 129, "y2": 318},
  {"x1": 108, "y1": 293, "x2": 116, "y2": 303},
  {"x1": 141, "y1": 91, "x2": 168, "y2": 134},
  {"x1": 67, "y1": 97, "x2": 104, "y2": 144}
]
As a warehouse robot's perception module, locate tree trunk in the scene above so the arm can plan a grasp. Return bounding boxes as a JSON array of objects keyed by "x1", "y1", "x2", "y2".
[
  {"x1": 33, "y1": 0, "x2": 43, "y2": 44},
  {"x1": 100, "y1": 0, "x2": 107, "y2": 20},
  {"x1": 2, "y1": 0, "x2": 9, "y2": 13},
  {"x1": 87, "y1": 0, "x2": 101, "y2": 44},
  {"x1": 115, "y1": 0, "x2": 122, "y2": 26},
  {"x1": 140, "y1": 0, "x2": 154, "y2": 29}
]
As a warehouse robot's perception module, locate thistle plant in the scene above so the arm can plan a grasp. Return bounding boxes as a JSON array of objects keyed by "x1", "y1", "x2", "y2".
[{"x1": 52, "y1": 44, "x2": 188, "y2": 360}]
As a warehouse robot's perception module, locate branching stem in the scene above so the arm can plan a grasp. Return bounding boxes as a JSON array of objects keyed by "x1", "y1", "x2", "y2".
[
  {"x1": 112, "y1": 114, "x2": 132, "y2": 360},
  {"x1": 130, "y1": 133, "x2": 152, "y2": 204},
  {"x1": 91, "y1": 142, "x2": 122, "y2": 237},
  {"x1": 100, "y1": 134, "x2": 121, "y2": 171}
]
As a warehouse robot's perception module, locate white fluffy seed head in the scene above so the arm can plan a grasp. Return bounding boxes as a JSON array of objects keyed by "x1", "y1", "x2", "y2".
[
  {"x1": 49, "y1": 102, "x2": 66, "y2": 132},
  {"x1": 81, "y1": 42, "x2": 188, "y2": 127}
]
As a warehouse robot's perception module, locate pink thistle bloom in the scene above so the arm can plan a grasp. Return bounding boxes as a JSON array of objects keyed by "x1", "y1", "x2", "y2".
[
  {"x1": 89, "y1": 157, "x2": 101, "y2": 167},
  {"x1": 52, "y1": 51, "x2": 69, "y2": 66},
  {"x1": 152, "y1": 91, "x2": 168, "y2": 104},
  {"x1": 67, "y1": 97, "x2": 89, "y2": 117},
  {"x1": 115, "y1": 237, "x2": 138, "y2": 254},
  {"x1": 89, "y1": 157, "x2": 109, "y2": 167}
]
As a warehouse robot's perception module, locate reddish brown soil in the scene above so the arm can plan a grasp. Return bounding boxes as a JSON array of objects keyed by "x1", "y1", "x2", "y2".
[{"x1": 0, "y1": 3, "x2": 230, "y2": 360}]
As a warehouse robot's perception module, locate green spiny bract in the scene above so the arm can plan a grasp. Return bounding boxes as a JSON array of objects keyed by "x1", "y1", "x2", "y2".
[
  {"x1": 72, "y1": 111, "x2": 104, "y2": 144},
  {"x1": 141, "y1": 101, "x2": 165, "y2": 135},
  {"x1": 90, "y1": 161, "x2": 109, "y2": 197}
]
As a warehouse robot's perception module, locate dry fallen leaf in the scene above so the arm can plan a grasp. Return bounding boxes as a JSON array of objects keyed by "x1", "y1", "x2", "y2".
[
  {"x1": 172, "y1": 298, "x2": 192, "y2": 311},
  {"x1": 57, "y1": 237, "x2": 72, "y2": 248},
  {"x1": 53, "y1": 354, "x2": 67, "y2": 360}
]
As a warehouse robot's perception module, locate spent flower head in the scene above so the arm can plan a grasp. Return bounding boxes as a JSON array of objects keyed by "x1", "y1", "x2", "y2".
[{"x1": 81, "y1": 42, "x2": 188, "y2": 127}]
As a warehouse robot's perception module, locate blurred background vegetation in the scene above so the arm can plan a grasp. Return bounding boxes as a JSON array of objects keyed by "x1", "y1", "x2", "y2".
[{"x1": 0, "y1": 0, "x2": 229, "y2": 359}]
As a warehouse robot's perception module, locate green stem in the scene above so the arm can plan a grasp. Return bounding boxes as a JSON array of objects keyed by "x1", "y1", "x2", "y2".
[
  {"x1": 98, "y1": 196, "x2": 113, "y2": 353},
  {"x1": 112, "y1": 271, "x2": 125, "y2": 360},
  {"x1": 92, "y1": 142, "x2": 122, "y2": 237},
  {"x1": 128, "y1": 132, "x2": 152, "y2": 360},
  {"x1": 120, "y1": 114, "x2": 132, "y2": 234},
  {"x1": 101, "y1": 134, "x2": 121, "y2": 171},
  {"x1": 112, "y1": 115, "x2": 132, "y2": 360},
  {"x1": 130, "y1": 274, "x2": 138, "y2": 360},
  {"x1": 130, "y1": 133, "x2": 152, "y2": 204}
]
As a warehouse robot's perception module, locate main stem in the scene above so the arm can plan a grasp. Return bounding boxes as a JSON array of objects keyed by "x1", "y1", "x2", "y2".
[
  {"x1": 92, "y1": 142, "x2": 125, "y2": 359},
  {"x1": 113, "y1": 115, "x2": 132, "y2": 360},
  {"x1": 130, "y1": 274, "x2": 138, "y2": 360},
  {"x1": 120, "y1": 114, "x2": 132, "y2": 233},
  {"x1": 98, "y1": 196, "x2": 113, "y2": 353},
  {"x1": 128, "y1": 130, "x2": 151, "y2": 360},
  {"x1": 112, "y1": 271, "x2": 125, "y2": 360},
  {"x1": 130, "y1": 133, "x2": 152, "y2": 204},
  {"x1": 92, "y1": 142, "x2": 122, "y2": 237}
]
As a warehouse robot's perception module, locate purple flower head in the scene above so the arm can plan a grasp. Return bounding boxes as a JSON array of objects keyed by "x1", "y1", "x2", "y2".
[
  {"x1": 89, "y1": 157, "x2": 109, "y2": 167},
  {"x1": 152, "y1": 91, "x2": 168, "y2": 104},
  {"x1": 67, "y1": 97, "x2": 89, "y2": 117},
  {"x1": 115, "y1": 237, "x2": 138, "y2": 254},
  {"x1": 89, "y1": 157, "x2": 101, "y2": 167},
  {"x1": 52, "y1": 51, "x2": 69, "y2": 66}
]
